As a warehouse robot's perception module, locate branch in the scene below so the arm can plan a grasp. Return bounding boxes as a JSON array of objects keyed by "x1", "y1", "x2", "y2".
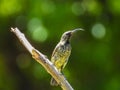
[{"x1": 11, "y1": 27, "x2": 74, "y2": 90}]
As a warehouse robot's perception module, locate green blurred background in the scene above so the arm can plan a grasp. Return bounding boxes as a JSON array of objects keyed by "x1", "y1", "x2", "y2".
[{"x1": 0, "y1": 0, "x2": 120, "y2": 90}]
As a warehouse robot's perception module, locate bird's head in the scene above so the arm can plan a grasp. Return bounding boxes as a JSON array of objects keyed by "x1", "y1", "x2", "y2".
[{"x1": 60, "y1": 28, "x2": 84, "y2": 43}]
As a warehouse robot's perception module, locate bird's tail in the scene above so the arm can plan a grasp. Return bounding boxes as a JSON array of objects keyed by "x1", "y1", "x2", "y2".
[{"x1": 50, "y1": 78, "x2": 58, "y2": 86}]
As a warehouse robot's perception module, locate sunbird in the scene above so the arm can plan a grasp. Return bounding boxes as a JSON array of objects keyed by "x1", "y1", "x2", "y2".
[{"x1": 50, "y1": 28, "x2": 84, "y2": 86}]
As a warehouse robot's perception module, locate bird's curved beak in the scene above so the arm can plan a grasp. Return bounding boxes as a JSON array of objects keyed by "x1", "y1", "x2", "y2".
[{"x1": 71, "y1": 28, "x2": 84, "y2": 34}]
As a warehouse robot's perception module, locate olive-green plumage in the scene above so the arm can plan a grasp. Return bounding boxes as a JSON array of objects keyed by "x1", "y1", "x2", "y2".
[{"x1": 50, "y1": 28, "x2": 84, "y2": 86}]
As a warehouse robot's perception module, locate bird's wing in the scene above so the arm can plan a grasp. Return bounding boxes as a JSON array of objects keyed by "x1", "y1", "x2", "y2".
[{"x1": 51, "y1": 43, "x2": 61, "y2": 63}]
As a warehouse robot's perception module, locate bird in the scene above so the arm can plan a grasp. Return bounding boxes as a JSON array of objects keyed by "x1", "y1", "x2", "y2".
[{"x1": 50, "y1": 28, "x2": 84, "y2": 86}]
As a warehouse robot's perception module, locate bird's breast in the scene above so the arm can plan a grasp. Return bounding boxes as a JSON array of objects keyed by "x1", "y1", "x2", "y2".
[{"x1": 51, "y1": 43, "x2": 71, "y2": 70}]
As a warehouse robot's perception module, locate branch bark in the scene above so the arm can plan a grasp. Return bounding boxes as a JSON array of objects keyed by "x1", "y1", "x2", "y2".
[{"x1": 11, "y1": 27, "x2": 74, "y2": 90}]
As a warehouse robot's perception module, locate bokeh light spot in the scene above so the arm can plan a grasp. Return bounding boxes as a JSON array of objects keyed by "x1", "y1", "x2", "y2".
[
  {"x1": 108, "y1": 0, "x2": 120, "y2": 14},
  {"x1": 71, "y1": 2, "x2": 85, "y2": 15},
  {"x1": 41, "y1": 1, "x2": 55, "y2": 14},
  {"x1": 32, "y1": 26, "x2": 48, "y2": 42},
  {"x1": 27, "y1": 18, "x2": 48, "y2": 42},
  {"x1": 91, "y1": 23, "x2": 106, "y2": 39},
  {"x1": 0, "y1": 0, "x2": 22, "y2": 17},
  {"x1": 83, "y1": 0, "x2": 102, "y2": 15}
]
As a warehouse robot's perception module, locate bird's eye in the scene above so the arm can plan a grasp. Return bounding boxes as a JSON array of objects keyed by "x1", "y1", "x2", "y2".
[
  {"x1": 66, "y1": 33, "x2": 69, "y2": 35},
  {"x1": 66, "y1": 32, "x2": 71, "y2": 36}
]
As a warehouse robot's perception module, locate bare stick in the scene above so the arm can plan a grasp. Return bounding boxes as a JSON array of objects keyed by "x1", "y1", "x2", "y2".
[{"x1": 11, "y1": 27, "x2": 74, "y2": 90}]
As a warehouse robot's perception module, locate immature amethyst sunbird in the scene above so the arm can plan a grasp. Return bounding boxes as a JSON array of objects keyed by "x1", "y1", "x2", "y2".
[{"x1": 50, "y1": 28, "x2": 84, "y2": 86}]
